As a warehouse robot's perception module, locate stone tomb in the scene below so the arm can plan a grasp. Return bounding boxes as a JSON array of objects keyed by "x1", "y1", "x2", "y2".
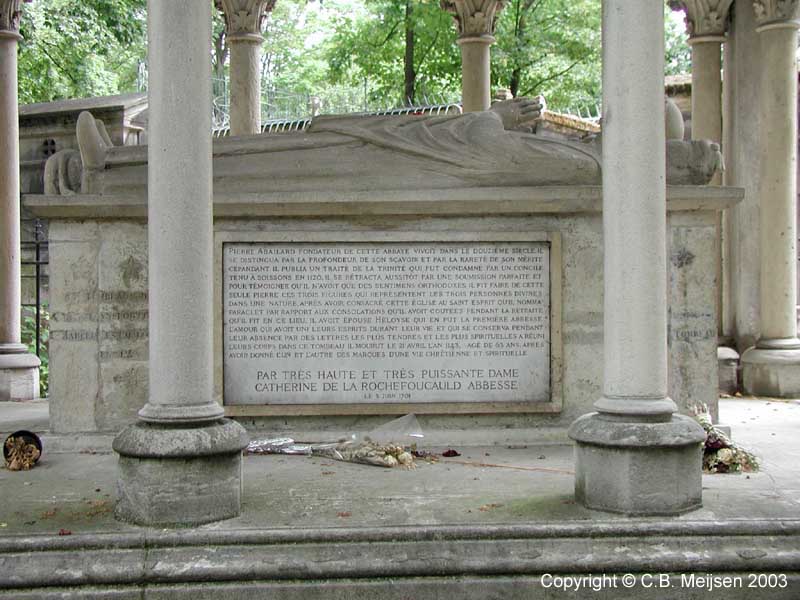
[
  {"x1": 26, "y1": 103, "x2": 739, "y2": 439},
  {"x1": 28, "y1": 185, "x2": 738, "y2": 440}
]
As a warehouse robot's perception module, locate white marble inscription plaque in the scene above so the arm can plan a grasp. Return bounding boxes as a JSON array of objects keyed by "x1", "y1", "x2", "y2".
[{"x1": 223, "y1": 242, "x2": 550, "y2": 404}]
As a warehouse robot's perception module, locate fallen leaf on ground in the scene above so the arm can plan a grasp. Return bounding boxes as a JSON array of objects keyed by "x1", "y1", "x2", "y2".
[
  {"x1": 478, "y1": 503, "x2": 503, "y2": 512},
  {"x1": 41, "y1": 508, "x2": 57, "y2": 519}
]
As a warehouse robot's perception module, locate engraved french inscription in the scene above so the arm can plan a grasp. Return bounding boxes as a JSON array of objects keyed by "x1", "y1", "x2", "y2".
[{"x1": 223, "y1": 242, "x2": 550, "y2": 404}]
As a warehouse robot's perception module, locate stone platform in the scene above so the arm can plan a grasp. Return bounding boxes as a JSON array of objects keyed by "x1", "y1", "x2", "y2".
[{"x1": 1, "y1": 397, "x2": 799, "y2": 598}]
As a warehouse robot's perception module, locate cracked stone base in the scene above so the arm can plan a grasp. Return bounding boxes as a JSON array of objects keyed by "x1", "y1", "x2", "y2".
[
  {"x1": 741, "y1": 346, "x2": 800, "y2": 398},
  {"x1": 113, "y1": 418, "x2": 249, "y2": 526},
  {"x1": 0, "y1": 350, "x2": 41, "y2": 402},
  {"x1": 568, "y1": 412, "x2": 705, "y2": 516}
]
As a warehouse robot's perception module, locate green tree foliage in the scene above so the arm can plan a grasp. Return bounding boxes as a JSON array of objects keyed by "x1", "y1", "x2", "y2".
[
  {"x1": 327, "y1": 0, "x2": 600, "y2": 109},
  {"x1": 326, "y1": 0, "x2": 460, "y2": 106},
  {"x1": 492, "y1": 0, "x2": 601, "y2": 110},
  {"x1": 664, "y1": 5, "x2": 691, "y2": 76},
  {"x1": 16, "y1": 0, "x2": 692, "y2": 112},
  {"x1": 17, "y1": 0, "x2": 147, "y2": 104},
  {"x1": 21, "y1": 305, "x2": 49, "y2": 397}
]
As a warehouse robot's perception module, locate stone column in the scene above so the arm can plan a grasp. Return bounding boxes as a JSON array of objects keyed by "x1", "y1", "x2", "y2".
[
  {"x1": 741, "y1": 0, "x2": 800, "y2": 397},
  {"x1": 726, "y1": 1, "x2": 764, "y2": 352},
  {"x1": 441, "y1": 0, "x2": 505, "y2": 112},
  {"x1": 682, "y1": 1, "x2": 732, "y2": 156},
  {"x1": 568, "y1": 0, "x2": 705, "y2": 515},
  {"x1": 113, "y1": 0, "x2": 248, "y2": 526},
  {"x1": 216, "y1": 0, "x2": 275, "y2": 136},
  {"x1": 0, "y1": 0, "x2": 40, "y2": 402},
  {"x1": 679, "y1": 2, "x2": 734, "y2": 363}
]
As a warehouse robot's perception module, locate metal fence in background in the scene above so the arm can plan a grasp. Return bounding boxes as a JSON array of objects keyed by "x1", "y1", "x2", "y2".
[{"x1": 19, "y1": 204, "x2": 49, "y2": 362}]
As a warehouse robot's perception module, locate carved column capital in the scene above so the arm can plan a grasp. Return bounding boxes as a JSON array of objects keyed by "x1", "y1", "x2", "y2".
[
  {"x1": 216, "y1": 0, "x2": 276, "y2": 40},
  {"x1": 0, "y1": 0, "x2": 29, "y2": 38},
  {"x1": 441, "y1": 0, "x2": 506, "y2": 40},
  {"x1": 669, "y1": 1, "x2": 732, "y2": 41},
  {"x1": 753, "y1": 0, "x2": 800, "y2": 30}
]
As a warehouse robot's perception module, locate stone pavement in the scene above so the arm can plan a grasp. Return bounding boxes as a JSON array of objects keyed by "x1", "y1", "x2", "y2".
[
  {"x1": 0, "y1": 397, "x2": 798, "y2": 533},
  {"x1": 0, "y1": 397, "x2": 799, "y2": 598}
]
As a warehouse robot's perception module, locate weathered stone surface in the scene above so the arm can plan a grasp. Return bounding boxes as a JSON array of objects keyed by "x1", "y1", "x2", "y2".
[
  {"x1": 113, "y1": 419, "x2": 249, "y2": 458},
  {"x1": 726, "y1": 2, "x2": 764, "y2": 351},
  {"x1": 37, "y1": 201, "x2": 730, "y2": 439},
  {"x1": 114, "y1": 419, "x2": 247, "y2": 526},
  {"x1": 0, "y1": 0, "x2": 28, "y2": 34},
  {"x1": 47, "y1": 222, "x2": 100, "y2": 432},
  {"x1": 569, "y1": 412, "x2": 705, "y2": 515},
  {"x1": 0, "y1": 350, "x2": 39, "y2": 402},
  {"x1": 45, "y1": 102, "x2": 723, "y2": 199},
  {"x1": 741, "y1": 346, "x2": 800, "y2": 397},
  {"x1": 1, "y1": 521, "x2": 799, "y2": 599},
  {"x1": 222, "y1": 241, "x2": 550, "y2": 405},
  {"x1": 668, "y1": 220, "x2": 719, "y2": 419},
  {"x1": 718, "y1": 345, "x2": 740, "y2": 395}
]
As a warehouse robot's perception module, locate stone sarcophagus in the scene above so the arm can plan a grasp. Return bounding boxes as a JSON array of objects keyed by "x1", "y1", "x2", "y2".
[{"x1": 26, "y1": 101, "x2": 740, "y2": 442}]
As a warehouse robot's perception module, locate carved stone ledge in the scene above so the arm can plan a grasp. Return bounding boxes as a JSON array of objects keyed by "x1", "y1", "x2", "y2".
[
  {"x1": 670, "y1": 0, "x2": 732, "y2": 41},
  {"x1": 216, "y1": 0, "x2": 276, "y2": 37},
  {"x1": 440, "y1": 0, "x2": 506, "y2": 39},
  {"x1": 753, "y1": 0, "x2": 800, "y2": 30},
  {"x1": 0, "y1": 0, "x2": 29, "y2": 36}
]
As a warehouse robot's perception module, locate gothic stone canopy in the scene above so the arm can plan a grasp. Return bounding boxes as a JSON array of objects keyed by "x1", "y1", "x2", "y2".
[
  {"x1": 0, "y1": 0, "x2": 30, "y2": 35},
  {"x1": 753, "y1": 0, "x2": 800, "y2": 28},
  {"x1": 669, "y1": 0, "x2": 733, "y2": 39},
  {"x1": 216, "y1": 0, "x2": 277, "y2": 36},
  {"x1": 440, "y1": 0, "x2": 506, "y2": 39}
]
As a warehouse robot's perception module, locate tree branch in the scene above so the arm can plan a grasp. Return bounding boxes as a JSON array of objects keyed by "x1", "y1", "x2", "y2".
[
  {"x1": 38, "y1": 41, "x2": 78, "y2": 86},
  {"x1": 415, "y1": 29, "x2": 440, "y2": 72},
  {"x1": 523, "y1": 59, "x2": 582, "y2": 96},
  {"x1": 368, "y1": 18, "x2": 402, "y2": 48}
]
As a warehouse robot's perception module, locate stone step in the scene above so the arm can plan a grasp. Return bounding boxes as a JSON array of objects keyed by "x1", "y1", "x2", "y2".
[{"x1": 2, "y1": 519, "x2": 799, "y2": 599}]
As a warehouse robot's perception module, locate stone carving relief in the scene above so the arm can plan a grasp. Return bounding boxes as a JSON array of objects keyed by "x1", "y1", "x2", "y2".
[
  {"x1": 679, "y1": 0, "x2": 734, "y2": 37},
  {"x1": 0, "y1": 0, "x2": 29, "y2": 34},
  {"x1": 753, "y1": 0, "x2": 800, "y2": 25},
  {"x1": 45, "y1": 97, "x2": 722, "y2": 197},
  {"x1": 44, "y1": 112, "x2": 112, "y2": 195},
  {"x1": 440, "y1": 0, "x2": 506, "y2": 37},
  {"x1": 216, "y1": 0, "x2": 276, "y2": 35}
]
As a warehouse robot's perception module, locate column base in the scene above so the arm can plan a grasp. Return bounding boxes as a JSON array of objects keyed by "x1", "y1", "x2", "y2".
[
  {"x1": 568, "y1": 412, "x2": 705, "y2": 516},
  {"x1": 0, "y1": 345, "x2": 41, "y2": 402},
  {"x1": 741, "y1": 341, "x2": 800, "y2": 398},
  {"x1": 113, "y1": 418, "x2": 249, "y2": 526},
  {"x1": 717, "y1": 345, "x2": 740, "y2": 396}
]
